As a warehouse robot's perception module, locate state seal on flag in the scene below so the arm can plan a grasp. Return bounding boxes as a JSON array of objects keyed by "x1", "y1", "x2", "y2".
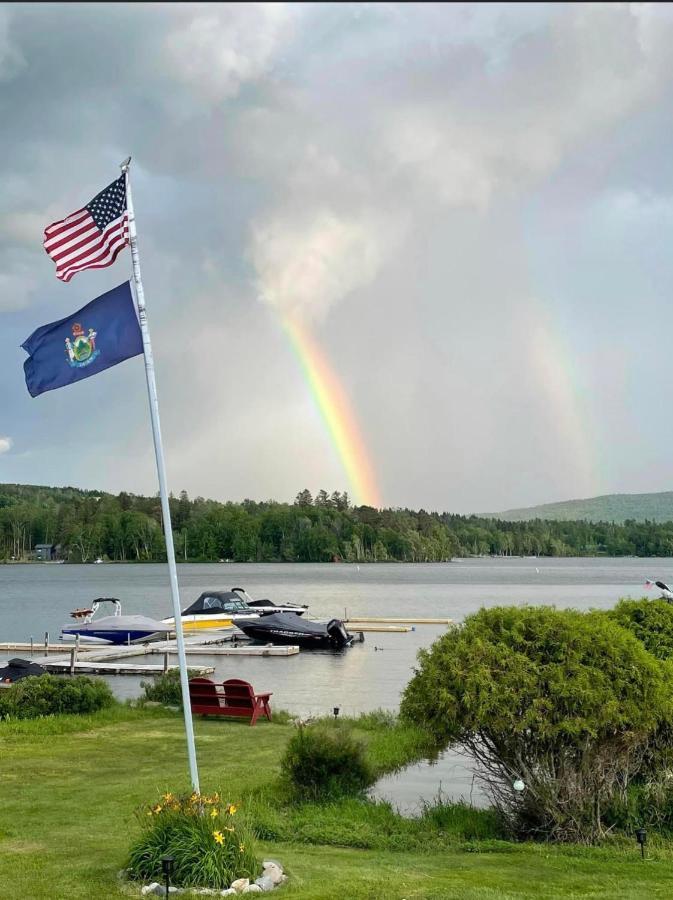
[{"x1": 65, "y1": 323, "x2": 100, "y2": 368}]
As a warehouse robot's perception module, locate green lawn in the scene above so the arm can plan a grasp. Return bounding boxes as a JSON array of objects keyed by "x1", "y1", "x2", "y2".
[{"x1": 1, "y1": 707, "x2": 671, "y2": 899}]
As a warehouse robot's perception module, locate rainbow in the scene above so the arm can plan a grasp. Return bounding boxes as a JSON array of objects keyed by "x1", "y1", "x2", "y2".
[{"x1": 283, "y1": 317, "x2": 382, "y2": 508}]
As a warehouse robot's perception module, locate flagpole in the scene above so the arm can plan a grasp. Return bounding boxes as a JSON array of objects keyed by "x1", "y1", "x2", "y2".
[{"x1": 121, "y1": 156, "x2": 200, "y2": 793}]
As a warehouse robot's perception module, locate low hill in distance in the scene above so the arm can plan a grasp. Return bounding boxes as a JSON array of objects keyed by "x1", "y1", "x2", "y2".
[{"x1": 487, "y1": 492, "x2": 673, "y2": 524}]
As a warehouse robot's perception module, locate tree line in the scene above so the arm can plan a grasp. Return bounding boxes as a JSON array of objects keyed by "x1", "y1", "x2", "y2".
[{"x1": 2, "y1": 483, "x2": 673, "y2": 563}]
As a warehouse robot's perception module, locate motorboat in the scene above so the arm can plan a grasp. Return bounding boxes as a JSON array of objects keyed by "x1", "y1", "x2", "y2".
[
  {"x1": 235, "y1": 612, "x2": 356, "y2": 650},
  {"x1": 231, "y1": 587, "x2": 307, "y2": 616},
  {"x1": 162, "y1": 588, "x2": 307, "y2": 633},
  {"x1": 61, "y1": 598, "x2": 170, "y2": 645},
  {"x1": 162, "y1": 591, "x2": 246, "y2": 632}
]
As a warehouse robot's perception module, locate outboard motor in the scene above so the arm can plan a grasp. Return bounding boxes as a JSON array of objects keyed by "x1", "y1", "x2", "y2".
[{"x1": 326, "y1": 618, "x2": 353, "y2": 649}]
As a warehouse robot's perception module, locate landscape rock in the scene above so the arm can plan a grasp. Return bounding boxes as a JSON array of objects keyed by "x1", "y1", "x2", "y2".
[
  {"x1": 220, "y1": 891, "x2": 237, "y2": 897},
  {"x1": 242, "y1": 886, "x2": 262, "y2": 894},
  {"x1": 230, "y1": 879, "x2": 250, "y2": 894},
  {"x1": 253, "y1": 875, "x2": 275, "y2": 892},
  {"x1": 261, "y1": 862, "x2": 284, "y2": 885},
  {"x1": 141, "y1": 885, "x2": 161, "y2": 896}
]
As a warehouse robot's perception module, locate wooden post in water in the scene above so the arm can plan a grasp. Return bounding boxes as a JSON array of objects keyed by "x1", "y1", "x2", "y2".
[
  {"x1": 44, "y1": 631, "x2": 49, "y2": 650},
  {"x1": 163, "y1": 651, "x2": 169, "y2": 674},
  {"x1": 30, "y1": 636, "x2": 34, "y2": 657}
]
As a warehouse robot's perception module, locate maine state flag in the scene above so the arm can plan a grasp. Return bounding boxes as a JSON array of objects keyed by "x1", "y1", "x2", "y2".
[{"x1": 22, "y1": 281, "x2": 143, "y2": 397}]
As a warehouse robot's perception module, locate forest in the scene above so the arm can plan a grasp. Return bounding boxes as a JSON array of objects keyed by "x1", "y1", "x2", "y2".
[{"x1": 2, "y1": 483, "x2": 673, "y2": 563}]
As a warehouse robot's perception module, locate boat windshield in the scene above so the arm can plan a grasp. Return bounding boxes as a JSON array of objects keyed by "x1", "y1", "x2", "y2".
[{"x1": 182, "y1": 592, "x2": 250, "y2": 616}]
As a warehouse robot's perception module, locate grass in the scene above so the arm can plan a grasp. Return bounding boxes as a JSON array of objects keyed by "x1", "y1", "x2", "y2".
[{"x1": 2, "y1": 705, "x2": 673, "y2": 898}]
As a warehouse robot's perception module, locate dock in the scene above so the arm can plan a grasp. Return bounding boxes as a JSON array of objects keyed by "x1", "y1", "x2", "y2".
[
  {"x1": 33, "y1": 659, "x2": 215, "y2": 676},
  {"x1": 1, "y1": 636, "x2": 300, "y2": 677},
  {"x1": 345, "y1": 623, "x2": 412, "y2": 633},
  {"x1": 345, "y1": 616, "x2": 453, "y2": 625}
]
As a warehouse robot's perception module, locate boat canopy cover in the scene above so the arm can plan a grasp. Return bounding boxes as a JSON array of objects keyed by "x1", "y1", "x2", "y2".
[
  {"x1": 182, "y1": 591, "x2": 250, "y2": 616},
  {"x1": 237, "y1": 612, "x2": 333, "y2": 636},
  {"x1": 64, "y1": 614, "x2": 170, "y2": 634},
  {"x1": 0, "y1": 658, "x2": 47, "y2": 682}
]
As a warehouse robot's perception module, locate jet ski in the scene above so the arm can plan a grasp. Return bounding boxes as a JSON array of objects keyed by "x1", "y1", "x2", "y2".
[
  {"x1": 235, "y1": 612, "x2": 355, "y2": 650},
  {"x1": 61, "y1": 598, "x2": 170, "y2": 645},
  {"x1": 0, "y1": 658, "x2": 47, "y2": 684}
]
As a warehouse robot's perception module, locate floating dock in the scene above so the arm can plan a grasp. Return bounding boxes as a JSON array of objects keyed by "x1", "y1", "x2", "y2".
[
  {"x1": 33, "y1": 659, "x2": 215, "y2": 676},
  {"x1": 345, "y1": 616, "x2": 453, "y2": 625},
  {"x1": 345, "y1": 623, "x2": 412, "y2": 633}
]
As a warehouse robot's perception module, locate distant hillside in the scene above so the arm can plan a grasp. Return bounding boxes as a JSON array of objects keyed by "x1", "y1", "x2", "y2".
[{"x1": 488, "y1": 492, "x2": 673, "y2": 524}]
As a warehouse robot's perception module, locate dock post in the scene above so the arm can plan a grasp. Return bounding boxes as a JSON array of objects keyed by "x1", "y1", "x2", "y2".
[
  {"x1": 163, "y1": 651, "x2": 169, "y2": 673},
  {"x1": 69, "y1": 635, "x2": 80, "y2": 675},
  {"x1": 44, "y1": 631, "x2": 49, "y2": 650},
  {"x1": 30, "y1": 636, "x2": 34, "y2": 657}
]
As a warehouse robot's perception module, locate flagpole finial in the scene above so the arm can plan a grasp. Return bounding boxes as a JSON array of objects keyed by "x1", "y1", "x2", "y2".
[{"x1": 120, "y1": 156, "x2": 132, "y2": 173}]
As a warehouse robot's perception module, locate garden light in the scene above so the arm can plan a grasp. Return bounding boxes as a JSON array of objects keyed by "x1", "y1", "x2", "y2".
[
  {"x1": 162, "y1": 854, "x2": 174, "y2": 894},
  {"x1": 512, "y1": 779, "x2": 525, "y2": 793},
  {"x1": 333, "y1": 706, "x2": 340, "y2": 719},
  {"x1": 635, "y1": 828, "x2": 647, "y2": 859}
]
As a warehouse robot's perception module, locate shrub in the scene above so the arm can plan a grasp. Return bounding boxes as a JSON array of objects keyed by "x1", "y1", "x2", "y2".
[
  {"x1": 281, "y1": 723, "x2": 374, "y2": 801},
  {"x1": 606, "y1": 598, "x2": 673, "y2": 660},
  {"x1": 400, "y1": 605, "x2": 673, "y2": 842},
  {"x1": 140, "y1": 669, "x2": 201, "y2": 706},
  {"x1": 127, "y1": 792, "x2": 259, "y2": 889},
  {"x1": 0, "y1": 674, "x2": 114, "y2": 720}
]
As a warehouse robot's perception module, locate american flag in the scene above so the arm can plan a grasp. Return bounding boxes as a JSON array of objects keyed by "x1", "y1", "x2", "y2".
[{"x1": 43, "y1": 176, "x2": 129, "y2": 282}]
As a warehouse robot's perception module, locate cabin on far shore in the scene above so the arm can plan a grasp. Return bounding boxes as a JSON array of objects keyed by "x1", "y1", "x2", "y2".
[{"x1": 34, "y1": 543, "x2": 56, "y2": 561}]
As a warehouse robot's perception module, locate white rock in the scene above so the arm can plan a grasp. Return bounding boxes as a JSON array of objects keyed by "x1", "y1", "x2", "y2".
[
  {"x1": 243, "y1": 887, "x2": 262, "y2": 895},
  {"x1": 230, "y1": 879, "x2": 250, "y2": 894},
  {"x1": 254, "y1": 875, "x2": 275, "y2": 892},
  {"x1": 261, "y1": 862, "x2": 284, "y2": 885},
  {"x1": 220, "y1": 892, "x2": 237, "y2": 897},
  {"x1": 142, "y1": 886, "x2": 161, "y2": 896},
  {"x1": 262, "y1": 861, "x2": 283, "y2": 874}
]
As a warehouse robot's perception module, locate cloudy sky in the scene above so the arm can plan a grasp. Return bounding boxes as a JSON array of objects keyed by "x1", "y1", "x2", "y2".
[{"x1": 2, "y1": 2, "x2": 673, "y2": 513}]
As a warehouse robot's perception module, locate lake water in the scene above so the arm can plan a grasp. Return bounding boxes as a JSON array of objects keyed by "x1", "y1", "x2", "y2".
[{"x1": 0, "y1": 558, "x2": 662, "y2": 810}]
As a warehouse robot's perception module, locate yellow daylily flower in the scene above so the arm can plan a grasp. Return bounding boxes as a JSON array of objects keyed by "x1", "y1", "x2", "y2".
[
  {"x1": 213, "y1": 830, "x2": 224, "y2": 845},
  {"x1": 227, "y1": 804, "x2": 238, "y2": 816},
  {"x1": 162, "y1": 792, "x2": 174, "y2": 802},
  {"x1": 152, "y1": 804, "x2": 163, "y2": 814},
  {"x1": 224, "y1": 826, "x2": 234, "y2": 833},
  {"x1": 239, "y1": 843, "x2": 245, "y2": 853},
  {"x1": 210, "y1": 807, "x2": 219, "y2": 818}
]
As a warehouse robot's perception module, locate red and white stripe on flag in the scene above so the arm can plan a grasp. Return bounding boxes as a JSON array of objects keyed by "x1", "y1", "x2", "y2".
[{"x1": 43, "y1": 176, "x2": 129, "y2": 282}]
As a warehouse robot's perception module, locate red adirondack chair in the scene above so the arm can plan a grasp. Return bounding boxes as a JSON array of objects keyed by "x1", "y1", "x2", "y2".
[{"x1": 188, "y1": 677, "x2": 272, "y2": 726}]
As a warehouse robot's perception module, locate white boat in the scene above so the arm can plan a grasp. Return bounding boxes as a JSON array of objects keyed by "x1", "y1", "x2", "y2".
[{"x1": 61, "y1": 598, "x2": 170, "y2": 645}]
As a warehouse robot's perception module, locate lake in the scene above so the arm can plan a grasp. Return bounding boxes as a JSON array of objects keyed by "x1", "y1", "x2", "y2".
[{"x1": 0, "y1": 557, "x2": 661, "y2": 809}]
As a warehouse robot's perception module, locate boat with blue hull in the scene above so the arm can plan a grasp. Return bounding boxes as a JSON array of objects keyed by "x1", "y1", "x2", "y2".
[{"x1": 61, "y1": 598, "x2": 170, "y2": 645}]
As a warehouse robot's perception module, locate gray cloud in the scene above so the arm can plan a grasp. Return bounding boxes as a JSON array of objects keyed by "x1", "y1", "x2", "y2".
[{"x1": 2, "y1": 3, "x2": 673, "y2": 511}]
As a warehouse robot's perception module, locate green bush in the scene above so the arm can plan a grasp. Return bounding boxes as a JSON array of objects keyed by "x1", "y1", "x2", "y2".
[
  {"x1": 400, "y1": 605, "x2": 673, "y2": 842},
  {"x1": 281, "y1": 723, "x2": 374, "y2": 801},
  {"x1": 606, "y1": 598, "x2": 673, "y2": 659},
  {"x1": 140, "y1": 669, "x2": 201, "y2": 706},
  {"x1": 127, "y1": 791, "x2": 259, "y2": 889},
  {"x1": 0, "y1": 674, "x2": 114, "y2": 720}
]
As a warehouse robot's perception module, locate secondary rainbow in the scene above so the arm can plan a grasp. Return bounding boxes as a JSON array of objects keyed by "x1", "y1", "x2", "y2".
[{"x1": 283, "y1": 317, "x2": 382, "y2": 508}]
